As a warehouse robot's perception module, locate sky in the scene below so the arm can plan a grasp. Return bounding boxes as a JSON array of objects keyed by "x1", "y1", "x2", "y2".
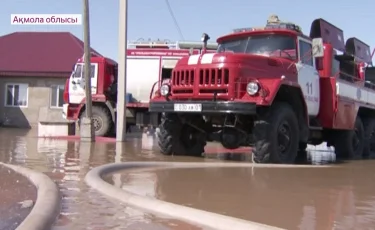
[{"x1": 1, "y1": 0, "x2": 374, "y2": 62}]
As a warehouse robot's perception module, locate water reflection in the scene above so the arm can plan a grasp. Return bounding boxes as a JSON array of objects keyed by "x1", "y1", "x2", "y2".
[
  {"x1": 109, "y1": 162, "x2": 375, "y2": 230},
  {"x1": 306, "y1": 143, "x2": 336, "y2": 165}
]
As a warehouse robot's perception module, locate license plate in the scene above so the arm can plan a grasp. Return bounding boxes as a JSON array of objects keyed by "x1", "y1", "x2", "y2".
[{"x1": 174, "y1": 103, "x2": 202, "y2": 112}]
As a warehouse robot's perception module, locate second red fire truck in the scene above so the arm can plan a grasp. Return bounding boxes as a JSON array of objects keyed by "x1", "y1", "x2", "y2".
[{"x1": 62, "y1": 40, "x2": 217, "y2": 136}]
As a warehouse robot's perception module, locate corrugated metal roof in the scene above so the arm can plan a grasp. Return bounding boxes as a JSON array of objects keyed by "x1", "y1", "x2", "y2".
[{"x1": 0, "y1": 32, "x2": 102, "y2": 78}]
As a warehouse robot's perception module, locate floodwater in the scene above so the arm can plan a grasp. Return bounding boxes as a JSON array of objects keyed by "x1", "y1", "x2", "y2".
[
  {"x1": 107, "y1": 163, "x2": 375, "y2": 230},
  {"x1": 0, "y1": 128, "x2": 206, "y2": 230},
  {"x1": 1, "y1": 127, "x2": 375, "y2": 230}
]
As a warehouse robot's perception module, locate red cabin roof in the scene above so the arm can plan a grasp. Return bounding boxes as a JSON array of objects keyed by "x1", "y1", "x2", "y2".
[{"x1": 0, "y1": 32, "x2": 102, "y2": 78}]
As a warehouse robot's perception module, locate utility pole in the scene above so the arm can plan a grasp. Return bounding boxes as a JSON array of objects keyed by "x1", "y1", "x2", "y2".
[
  {"x1": 116, "y1": 0, "x2": 128, "y2": 142},
  {"x1": 80, "y1": 0, "x2": 95, "y2": 142}
]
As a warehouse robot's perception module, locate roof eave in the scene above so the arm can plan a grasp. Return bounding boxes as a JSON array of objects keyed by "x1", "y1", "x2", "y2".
[{"x1": 0, "y1": 71, "x2": 71, "y2": 78}]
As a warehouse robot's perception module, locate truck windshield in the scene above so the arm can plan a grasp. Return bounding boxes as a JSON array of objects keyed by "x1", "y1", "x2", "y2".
[
  {"x1": 72, "y1": 64, "x2": 96, "y2": 78},
  {"x1": 217, "y1": 34, "x2": 297, "y2": 60},
  {"x1": 73, "y1": 64, "x2": 82, "y2": 78}
]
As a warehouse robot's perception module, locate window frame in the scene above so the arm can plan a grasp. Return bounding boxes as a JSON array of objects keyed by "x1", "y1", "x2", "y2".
[
  {"x1": 297, "y1": 37, "x2": 315, "y2": 67},
  {"x1": 72, "y1": 63, "x2": 98, "y2": 79},
  {"x1": 4, "y1": 83, "x2": 29, "y2": 108},
  {"x1": 50, "y1": 84, "x2": 65, "y2": 109}
]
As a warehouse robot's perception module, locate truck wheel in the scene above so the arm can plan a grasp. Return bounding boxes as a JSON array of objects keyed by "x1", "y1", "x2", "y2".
[
  {"x1": 363, "y1": 118, "x2": 375, "y2": 158},
  {"x1": 80, "y1": 106, "x2": 112, "y2": 137},
  {"x1": 333, "y1": 117, "x2": 364, "y2": 159},
  {"x1": 252, "y1": 102, "x2": 299, "y2": 164},
  {"x1": 157, "y1": 113, "x2": 206, "y2": 156}
]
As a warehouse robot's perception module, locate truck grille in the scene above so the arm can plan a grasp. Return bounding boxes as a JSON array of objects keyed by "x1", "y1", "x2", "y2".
[
  {"x1": 172, "y1": 69, "x2": 194, "y2": 86},
  {"x1": 171, "y1": 68, "x2": 230, "y2": 96},
  {"x1": 199, "y1": 68, "x2": 229, "y2": 85}
]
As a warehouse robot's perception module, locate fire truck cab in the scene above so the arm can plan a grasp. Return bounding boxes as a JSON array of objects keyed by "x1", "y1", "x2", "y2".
[
  {"x1": 149, "y1": 15, "x2": 375, "y2": 164},
  {"x1": 62, "y1": 40, "x2": 218, "y2": 136}
]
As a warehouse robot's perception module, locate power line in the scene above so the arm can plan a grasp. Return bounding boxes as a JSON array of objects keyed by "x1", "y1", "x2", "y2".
[{"x1": 164, "y1": 0, "x2": 185, "y2": 40}]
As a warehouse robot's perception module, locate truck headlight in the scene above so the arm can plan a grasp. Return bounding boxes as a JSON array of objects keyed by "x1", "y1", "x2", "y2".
[
  {"x1": 246, "y1": 82, "x2": 259, "y2": 95},
  {"x1": 160, "y1": 84, "x2": 170, "y2": 96}
]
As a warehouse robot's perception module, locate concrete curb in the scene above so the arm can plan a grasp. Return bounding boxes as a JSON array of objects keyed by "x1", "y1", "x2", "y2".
[
  {"x1": 0, "y1": 162, "x2": 61, "y2": 230},
  {"x1": 85, "y1": 161, "x2": 332, "y2": 230}
]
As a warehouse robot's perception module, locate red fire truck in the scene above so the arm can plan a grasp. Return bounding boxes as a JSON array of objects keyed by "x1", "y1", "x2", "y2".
[
  {"x1": 62, "y1": 40, "x2": 218, "y2": 136},
  {"x1": 149, "y1": 15, "x2": 375, "y2": 164}
]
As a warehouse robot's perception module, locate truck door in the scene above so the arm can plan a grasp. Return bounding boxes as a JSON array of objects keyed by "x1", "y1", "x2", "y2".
[
  {"x1": 69, "y1": 63, "x2": 98, "y2": 104},
  {"x1": 296, "y1": 37, "x2": 320, "y2": 116}
]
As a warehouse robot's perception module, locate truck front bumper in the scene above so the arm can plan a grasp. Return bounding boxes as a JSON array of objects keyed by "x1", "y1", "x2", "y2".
[{"x1": 149, "y1": 101, "x2": 256, "y2": 115}]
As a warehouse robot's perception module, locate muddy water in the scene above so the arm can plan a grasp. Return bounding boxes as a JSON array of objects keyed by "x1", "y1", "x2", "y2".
[
  {"x1": 2, "y1": 127, "x2": 375, "y2": 230},
  {"x1": 108, "y1": 162, "x2": 375, "y2": 230},
  {"x1": 0, "y1": 128, "x2": 208, "y2": 230}
]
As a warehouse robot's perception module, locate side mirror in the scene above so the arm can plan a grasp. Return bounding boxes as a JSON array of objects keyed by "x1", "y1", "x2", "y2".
[{"x1": 312, "y1": 38, "x2": 324, "y2": 58}]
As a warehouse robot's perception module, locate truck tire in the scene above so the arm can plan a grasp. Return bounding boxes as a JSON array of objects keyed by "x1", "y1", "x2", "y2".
[
  {"x1": 80, "y1": 106, "x2": 112, "y2": 137},
  {"x1": 363, "y1": 118, "x2": 375, "y2": 158},
  {"x1": 333, "y1": 117, "x2": 364, "y2": 159},
  {"x1": 252, "y1": 102, "x2": 299, "y2": 164},
  {"x1": 157, "y1": 113, "x2": 206, "y2": 156}
]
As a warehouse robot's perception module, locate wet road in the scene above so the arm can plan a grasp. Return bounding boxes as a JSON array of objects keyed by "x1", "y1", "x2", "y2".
[{"x1": 1, "y1": 127, "x2": 375, "y2": 229}]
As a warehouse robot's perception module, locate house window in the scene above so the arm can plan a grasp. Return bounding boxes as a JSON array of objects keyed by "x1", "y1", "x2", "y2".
[
  {"x1": 5, "y1": 83, "x2": 28, "y2": 107},
  {"x1": 50, "y1": 85, "x2": 65, "y2": 108}
]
